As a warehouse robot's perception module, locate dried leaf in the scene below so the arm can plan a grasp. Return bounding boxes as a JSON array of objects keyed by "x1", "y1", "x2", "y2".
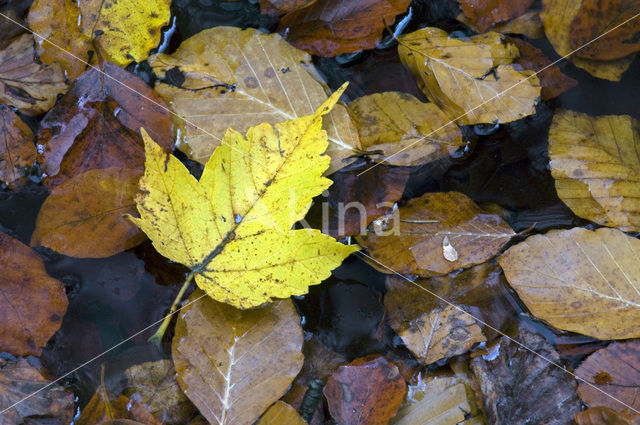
[
  {"x1": 76, "y1": 383, "x2": 161, "y2": 425},
  {"x1": 548, "y1": 110, "x2": 640, "y2": 232},
  {"x1": 575, "y1": 341, "x2": 640, "y2": 412},
  {"x1": 31, "y1": 167, "x2": 144, "y2": 258},
  {"x1": 0, "y1": 34, "x2": 67, "y2": 115},
  {"x1": 37, "y1": 61, "x2": 173, "y2": 188},
  {"x1": 471, "y1": 328, "x2": 582, "y2": 425},
  {"x1": 348, "y1": 92, "x2": 464, "y2": 166},
  {"x1": 172, "y1": 290, "x2": 304, "y2": 425},
  {"x1": 259, "y1": 0, "x2": 314, "y2": 15},
  {"x1": 0, "y1": 232, "x2": 67, "y2": 356},
  {"x1": 498, "y1": 227, "x2": 640, "y2": 340},
  {"x1": 257, "y1": 401, "x2": 307, "y2": 425},
  {"x1": 398, "y1": 28, "x2": 540, "y2": 125},
  {"x1": 575, "y1": 406, "x2": 640, "y2": 425},
  {"x1": 0, "y1": 358, "x2": 74, "y2": 425},
  {"x1": 277, "y1": 0, "x2": 411, "y2": 57},
  {"x1": 149, "y1": 27, "x2": 360, "y2": 173},
  {"x1": 457, "y1": 0, "x2": 535, "y2": 32},
  {"x1": 0, "y1": 105, "x2": 35, "y2": 187},
  {"x1": 357, "y1": 192, "x2": 515, "y2": 277},
  {"x1": 324, "y1": 356, "x2": 406, "y2": 425}
]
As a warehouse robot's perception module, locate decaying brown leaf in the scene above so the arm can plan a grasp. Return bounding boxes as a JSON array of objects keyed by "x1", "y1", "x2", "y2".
[
  {"x1": 277, "y1": 0, "x2": 411, "y2": 57},
  {"x1": 457, "y1": 0, "x2": 535, "y2": 32},
  {"x1": 257, "y1": 401, "x2": 307, "y2": 425},
  {"x1": 498, "y1": 227, "x2": 640, "y2": 340},
  {"x1": 259, "y1": 0, "x2": 314, "y2": 16},
  {"x1": 575, "y1": 341, "x2": 640, "y2": 412},
  {"x1": 76, "y1": 382, "x2": 161, "y2": 425},
  {"x1": 458, "y1": 10, "x2": 545, "y2": 39},
  {"x1": 0, "y1": 105, "x2": 35, "y2": 188},
  {"x1": 471, "y1": 328, "x2": 582, "y2": 425},
  {"x1": 357, "y1": 192, "x2": 515, "y2": 277},
  {"x1": 149, "y1": 26, "x2": 361, "y2": 173},
  {"x1": 575, "y1": 406, "x2": 640, "y2": 425},
  {"x1": 31, "y1": 167, "x2": 145, "y2": 258},
  {"x1": 0, "y1": 232, "x2": 67, "y2": 356},
  {"x1": 398, "y1": 28, "x2": 540, "y2": 125},
  {"x1": 0, "y1": 357, "x2": 74, "y2": 425},
  {"x1": 0, "y1": 34, "x2": 67, "y2": 115},
  {"x1": 348, "y1": 92, "x2": 464, "y2": 166},
  {"x1": 37, "y1": 61, "x2": 173, "y2": 188},
  {"x1": 548, "y1": 110, "x2": 640, "y2": 232},
  {"x1": 324, "y1": 355, "x2": 406, "y2": 425},
  {"x1": 172, "y1": 290, "x2": 304, "y2": 425}
]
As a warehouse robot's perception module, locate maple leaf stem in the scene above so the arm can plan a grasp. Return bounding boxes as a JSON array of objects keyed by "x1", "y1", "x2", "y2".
[{"x1": 148, "y1": 270, "x2": 196, "y2": 346}]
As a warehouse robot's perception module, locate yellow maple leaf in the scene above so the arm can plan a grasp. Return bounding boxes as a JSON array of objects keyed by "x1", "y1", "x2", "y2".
[{"x1": 129, "y1": 86, "x2": 359, "y2": 308}]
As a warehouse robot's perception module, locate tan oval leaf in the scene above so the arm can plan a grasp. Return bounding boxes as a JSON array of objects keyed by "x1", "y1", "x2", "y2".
[
  {"x1": 257, "y1": 401, "x2": 306, "y2": 425},
  {"x1": 0, "y1": 105, "x2": 35, "y2": 187},
  {"x1": 172, "y1": 290, "x2": 304, "y2": 425},
  {"x1": 498, "y1": 227, "x2": 640, "y2": 339}
]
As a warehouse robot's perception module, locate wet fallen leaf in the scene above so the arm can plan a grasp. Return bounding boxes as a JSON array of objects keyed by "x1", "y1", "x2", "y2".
[
  {"x1": 76, "y1": 382, "x2": 161, "y2": 425},
  {"x1": 0, "y1": 357, "x2": 74, "y2": 425},
  {"x1": 123, "y1": 360, "x2": 197, "y2": 425},
  {"x1": 149, "y1": 27, "x2": 361, "y2": 173},
  {"x1": 0, "y1": 34, "x2": 67, "y2": 115},
  {"x1": 37, "y1": 61, "x2": 173, "y2": 188},
  {"x1": 324, "y1": 355, "x2": 406, "y2": 425},
  {"x1": 323, "y1": 163, "x2": 409, "y2": 238},
  {"x1": 259, "y1": 0, "x2": 314, "y2": 15},
  {"x1": 31, "y1": 167, "x2": 144, "y2": 258},
  {"x1": 570, "y1": 0, "x2": 640, "y2": 61},
  {"x1": 277, "y1": 0, "x2": 411, "y2": 57},
  {"x1": 348, "y1": 92, "x2": 464, "y2": 166},
  {"x1": 257, "y1": 401, "x2": 307, "y2": 425},
  {"x1": 130, "y1": 89, "x2": 358, "y2": 308},
  {"x1": 0, "y1": 2, "x2": 30, "y2": 42},
  {"x1": 172, "y1": 290, "x2": 304, "y2": 425},
  {"x1": 389, "y1": 375, "x2": 482, "y2": 425},
  {"x1": 458, "y1": 10, "x2": 545, "y2": 39},
  {"x1": 575, "y1": 341, "x2": 640, "y2": 412},
  {"x1": 0, "y1": 105, "x2": 35, "y2": 188},
  {"x1": 471, "y1": 328, "x2": 582, "y2": 425},
  {"x1": 28, "y1": 0, "x2": 170, "y2": 73},
  {"x1": 398, "y1": 28, "x2": 540, "y2": 125},
  {"x1": 510, "y1": 38, "x2": 578, "y2": 100},
  {"x1": 457, "y1": 0, "x2": 535, "y2": 32},
  {"x1": 498, "y1": 227, "x2": 640, "y2": 340},
  {"x1": 0, "y1": 232, "x2": 67, "y2": 356},
  {"x1": 575, "y1": 406, "x2": 640, "y2": 425},
  {"x1": 357, "y1": 192, "x2": 515, "y2": 277},
  {"x1": 548, "y1": 110, "x2": 640, "y2": 232}
]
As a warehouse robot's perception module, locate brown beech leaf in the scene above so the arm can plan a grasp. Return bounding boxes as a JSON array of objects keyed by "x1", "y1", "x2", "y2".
[
  {"x1": 0, "y1": 105, "x2": 35, "y2": 188},
  {"x1": 575, "y1": 406, "x2": 640, "y2": 425},
  {"x1": 548, "y1": 110, "x2": 640, "y2": 232},
  {"x1": 0, "y1": 357, "x2": 74, "y2": 425},
  {"x1": 76, "y1": 382, "x2": 161, "y2": 425},
  {"x1": 150, "y1": 27, "x2": 360, "y2": 174},
  {"x1": 324, "y1": 355, "x2": 406, "y2": 425},
  {"x1": 457, "y1": 0, "x2": 535, "y2": 32},
  {"x1": 37, "y1": 61, "x2": 173, "y2": 188},
  {"x1": 0, "y1": 232, "x2": 67, "y2": 356},
  {"x1": 471, "y1": 328, "x2": 582, "y2": 425},
  {"x1": 398, "y1": 28, "x2": 540, "y2": 125},
  {"x1": 123, "y1": 360, "x2": 197, "y2": 425},
  {"x1": 0, "y1": 34, "x2": 68, "y2": 115},
  {"x1": 348, "y1": 92, "x2": 464, "y2": 166},
  {"x1": 498, "y1": 227, "x2": 640, "y2": 340},
  {"x1": 570, "y1": 0, "x2": 640, "y2": 61},
  {"x1": 323, "y1": 163, "x2": 409, "y2": 238},
  {"x1": 575, "y1": 341, "x2": 640, "y2": 412},
  {"x1": 31, "y1": 167, "x2": 144, "y2": 258},
  {"x1": 257, "y1": 401, "x2": 307, "y2": 425},
  {"x1": 259, "y1": 0, "x2": 314, "y2": 15},
  {"x1": 458, "y1": 10, "x2": 545, "y2": 39},
  {"x1": 277, "y1": 0, "x2": 411, "y2": 57},
  {"x1": 0, "y1": 2, "x2": 30, "y2": 42},
  {"x1": 357, "y1": 192, "x2": 515, "y2": 277},
  {"x1": 510, "y1": 38, "x2": 578, "y2": 100},
  {"x1": 389, "y1": 375, "x2": 483, "y2": 425},
  {"x1": 172, "y1": 290, "x2": 304, "y2": 425}
]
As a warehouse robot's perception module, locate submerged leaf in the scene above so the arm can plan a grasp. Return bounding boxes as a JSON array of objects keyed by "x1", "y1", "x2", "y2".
[
  {"x1": 0, "y1": 105, "x2": 35, "y2": 188},
  {"x1": 456, "y1": 0, "x2": 535, "y2": 32}
]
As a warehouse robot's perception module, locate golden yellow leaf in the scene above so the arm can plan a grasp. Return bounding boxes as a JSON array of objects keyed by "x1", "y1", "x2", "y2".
[
  {"x1": 549, "y1": 110, "x2": 640, "y2": 232},
  {"x1": 398, "y1": 28, "x2": 540, "y2": 125},
  {"x1": 257, "y1": 402, "x2": 307, "y2": 425},
  {"x1": 498, "y1": 227, "x2": 640, "y2": 340},
  {"x1": 129, "y1": 88, "x2": 358, "y2": 308},
  {"x1": 347, "y1": 91, "x2": 464, "y2": 166},
  {"x1": 149, "y1": 26, "x2": 361, "y2": 173}
]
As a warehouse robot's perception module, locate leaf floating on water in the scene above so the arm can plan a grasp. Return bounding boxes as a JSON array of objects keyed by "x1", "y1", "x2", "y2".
[
  {"x1": 257, "y1": 401, "x2": 307, "y2": 425},
  {"x1": 456, "y1": 0, "x2": 535, "y2": 32},
  {"x1": 574, "y1": 406, "x2": 640, "y2": 425}
]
